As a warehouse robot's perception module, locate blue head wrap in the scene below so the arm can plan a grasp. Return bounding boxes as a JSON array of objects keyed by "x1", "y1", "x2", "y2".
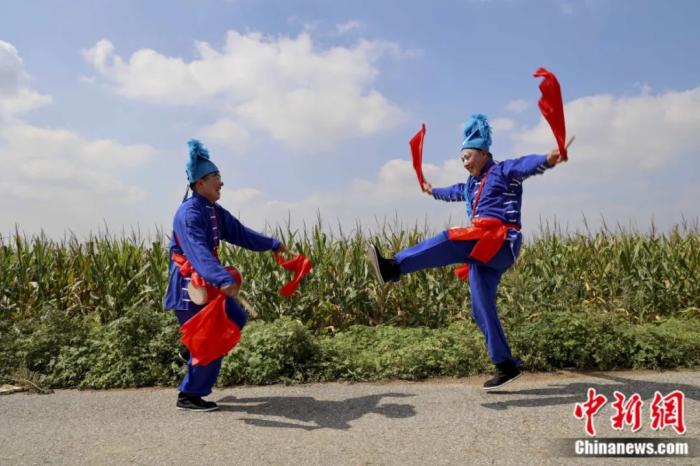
[
  {"x1": 461, "y1": 113, "x2": 492, "y2": 151},
  {"x1": 186, "y1": 139, "x2": 218, "y2": 184}
]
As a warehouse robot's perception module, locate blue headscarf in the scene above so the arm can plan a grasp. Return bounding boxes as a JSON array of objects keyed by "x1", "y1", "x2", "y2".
[
  {"x1": 185, "y1": 139, "x2": 218, "y2": 184},
  {"x1": 461, "y1": 113, "x2": 492, "y2": 151}
]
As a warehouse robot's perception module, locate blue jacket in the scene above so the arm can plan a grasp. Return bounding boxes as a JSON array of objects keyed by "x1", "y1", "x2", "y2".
[
  {"x1": 163, "y1": 192, "x2": 281, "y2": 311},
  {"x1": 431, "y1": 154, "x2": 553, "y2": 226}
]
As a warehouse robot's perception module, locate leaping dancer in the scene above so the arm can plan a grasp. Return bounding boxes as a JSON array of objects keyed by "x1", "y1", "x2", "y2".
[{"x1": 368, "y1": 69, "x2": 572, "y2": 390}]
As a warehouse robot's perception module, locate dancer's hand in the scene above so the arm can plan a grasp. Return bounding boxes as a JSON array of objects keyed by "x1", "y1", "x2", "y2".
[
  {"x1": 422, "y1": 181, "x2": 433, "y2": 195},
  {"x1": 274, "y1": 243, "x2": 287, "y2": 254},
  {"x1": 221, "y1": 282, "x2": 240, "y2": 298},
  {"x1": 547, "y1": 148, "x2": 565, "y2": 166},
  {"x1": 547, "y1": 136, "x2": 575, "y2": 166}
]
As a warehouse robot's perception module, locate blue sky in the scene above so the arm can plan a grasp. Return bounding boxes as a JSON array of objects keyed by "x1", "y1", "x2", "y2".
[{"x1": 1, "y1": 0, "x2": 699, "y2": 239}]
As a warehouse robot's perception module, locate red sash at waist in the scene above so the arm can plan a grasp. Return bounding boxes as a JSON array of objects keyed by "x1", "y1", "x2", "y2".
[
  {"x1": 447, "y1": 218, "x2": 520, "y2": 280},
  {"x1": 172, "y1": 252, "x2": 207, "y2": 288}
]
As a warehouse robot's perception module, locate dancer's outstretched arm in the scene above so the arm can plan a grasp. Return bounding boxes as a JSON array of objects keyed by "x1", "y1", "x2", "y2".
[{"x1": 422, "y1": 181, "x2": 466, "y2": 202}]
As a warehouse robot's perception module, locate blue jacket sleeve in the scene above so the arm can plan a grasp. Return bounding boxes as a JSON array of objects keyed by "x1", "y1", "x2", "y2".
[
  {"x1": 218, "y1": 206, "x2": 281, "y2": 252},
  {"x1": 500, "y1": 154, "x2": 553, "y2": 181},
  {"x1": 431, "y1": 183, "x2": 466, "y2": 202},
  {"x1": 174, "y1": 207, "x2": 237, "y2": 288}
]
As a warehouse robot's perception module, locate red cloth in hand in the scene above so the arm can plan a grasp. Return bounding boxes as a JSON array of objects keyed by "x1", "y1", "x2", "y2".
[
  {"x1": 409, "y1": 123, "x2": 427, "y2": 188},
  {"x1": 534, "y1": 67, "x2": 568, "y2": 160},
  {"x1": 275, "y1": 253, "x2": 313, "y2": 297},
  {"x1": 179, "y1": 293, "x2": 241, "y2": 366},
  {"x1": 177, "y1": 264, "x2": 243, "y2": 366}
]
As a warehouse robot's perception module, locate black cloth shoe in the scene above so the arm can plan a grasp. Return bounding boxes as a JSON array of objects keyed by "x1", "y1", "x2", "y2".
[
  {"x1": 483, "y1": 361, "x2": 521, "y2": 391},
  {"x1": 176, "y1": 393, "x2": 219, "y2": 412},
  {"x1": 366, "y1": 243, "x2": 400, "y2": 285}
]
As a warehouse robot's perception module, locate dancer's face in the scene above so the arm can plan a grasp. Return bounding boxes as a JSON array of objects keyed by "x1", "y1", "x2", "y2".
[
  {"x1": 460, "y1": 149, "x2": 490, "y2": 177},
  {"x1": 195, "y1": 172, "x2": 224, "y2": 203}
]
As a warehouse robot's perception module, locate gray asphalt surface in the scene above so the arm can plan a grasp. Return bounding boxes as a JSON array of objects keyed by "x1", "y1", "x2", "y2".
[{"x1": 1, "y1": 370, "x2": 698, "y2": 465}]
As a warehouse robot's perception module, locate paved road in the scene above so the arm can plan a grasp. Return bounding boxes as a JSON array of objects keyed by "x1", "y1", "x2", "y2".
[{"x1": 1, "y1": 370, "x2": 698, "y2": 465}]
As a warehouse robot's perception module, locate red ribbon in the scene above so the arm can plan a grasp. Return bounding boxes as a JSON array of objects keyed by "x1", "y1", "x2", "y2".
[
  {"x1": 173, "y1": 252, "x2": 244, "y2": 366},
  {"x1": 409, "y1": 123, "x2": 427, "y2": 188},
  {"x1": 180, "y1": 294, "x2": 241, "y2": 366},
  {"x1": 275, "y1": 253, "x2": 313, "y2": 297},
  {"x1": 534, "y1": 67, "x2": 568, "y2": 160}
]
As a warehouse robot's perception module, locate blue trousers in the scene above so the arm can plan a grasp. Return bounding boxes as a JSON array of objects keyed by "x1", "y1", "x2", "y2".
[
  {"x1": 175, "y1": 298, "x2": 247, "y2": 397},
  {"x1": 395, "y1": 230, "x2": 521, "y2": 365}
]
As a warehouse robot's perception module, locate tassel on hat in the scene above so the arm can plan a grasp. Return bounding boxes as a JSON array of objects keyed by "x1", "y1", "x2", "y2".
[
  {"x1": 461, "y1": 114, "x2": 492, "y2": 151},
  {"x1": 185, "y1": 139, "x2": 219, "y2": 184}
]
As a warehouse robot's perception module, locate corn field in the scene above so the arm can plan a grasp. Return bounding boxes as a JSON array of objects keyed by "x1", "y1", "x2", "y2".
[{"x1": 1, "y1": 221, "x2": 699, "y2": 333}]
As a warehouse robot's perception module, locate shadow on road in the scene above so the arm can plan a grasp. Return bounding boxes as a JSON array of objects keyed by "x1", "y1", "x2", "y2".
[
  {"x1": 216, "y1": 392, "x2": 416, "y2": 430},
  {"x1": 481, "y1": 372, "x2": 700, "y2": 410}
]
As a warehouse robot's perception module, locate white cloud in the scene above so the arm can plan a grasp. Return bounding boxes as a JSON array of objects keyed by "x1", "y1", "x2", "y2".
[
  {"x1": 78, "y1": 75, "x2": 97, "y2": 84},
  {"x1": 226, "y1": 187, "x2": 265, "y2": 205},
  {"x1": 507, "y1": 85, "x2": 700, "y2": 232},
  {"x1": 81, "y1": 39, "x2": 115, "y2": 75},
  {"x1": 216, "y1": 85, "x2": 700, "y2": 236},
  {"x1": 0, "y1": 40, "x2": 25, "y2": 92},
  {"x1": 336, "y1": 20, "x2": 362, "y2": 35},
  {"x1": 0, "y1": 88, "x2": 52, "y2": 119},
  {"x1": 198, "y1": 118, "x2": 250, "y2": 150},
  {"x1": 504, "y1": 98, "x2": 528, "y2": 113},
  {"x1": 632, "y1": 82, "x2": 652, "y2": 96},
  {"x1": 490, "y1": 117, "x2": 515, "y2": 133},
  {"x1": 83, "y1": 31, "x2": 408, "y2": 152},
  {"x1": 0, "y1": 123, "x2": 155, "y2": 204},
  {"x1": 219, "y1": 157, "x2": 469, "y2": 233},
  {"x1": 558, "y1": 1, "x2": 575, "y2": 15},
  {"x1": 0, "y1": 40, "x2": 157, "y2": 238},
  {"x1": 0, "y1": 40, "x2": 51, "y2": 119},
  {"x1": 0, "y1": 121, "x2": 158, "y2": 238},
  {"x1": 512, "y1": 86, "x2": 700, "y2": 173}
]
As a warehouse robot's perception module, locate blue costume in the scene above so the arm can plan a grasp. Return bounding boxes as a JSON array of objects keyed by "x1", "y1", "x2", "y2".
[
  {"x1": 394, "y1": 115, "x2": 553, "y2": 368},
  {"x1": 164, "y1": 140, "x2": 280, "y2": 399}
]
